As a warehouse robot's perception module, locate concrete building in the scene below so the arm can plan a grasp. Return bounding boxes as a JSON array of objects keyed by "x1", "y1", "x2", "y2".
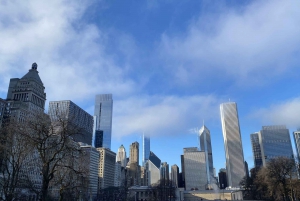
[
  {"x1": 48, "y1": 100, "x2": 93, "y2": 145},
  {"x1": 183, "y1": 147, "x2": 207, "y2": 190},
  {"x1": 171, "y1": 164, "x2": 179, "y2": 188},
  {"x1": 259, "y1": 125, "x2": 293, "y2": 166},
  {"x1": 145, "y1": 151, "x2": 161, "y2": 185},
  {"x1": 80, "y1": 144, "x2": 100, "y2": 199},
  {"x1": 114, "y1": 161, "x2": 126, "y2": 187},
  {"x1": 143, "y1": 134, "x2": 150, "y2": 166},
  {"x1": 199, "y1": 125, "x2": 214, "y2": 185},
  {"x1": 220, "y1": 102, "x2": 245, "y2": 187},
  {"x1": 97, "y1": 147, "x2": 116, "y2": 189},
  {"x1": 94, "y1": 94, "x2": 113, "y2": 149},
  {"x1": 129, "y1": 141, "x2": 139, "y2": 165},
  {"x1": 250, "y1": 132, "x2": 263, "y2": 168},
  {"x1": 116, "y1": 144, "x2": 127, "y2": 167}
]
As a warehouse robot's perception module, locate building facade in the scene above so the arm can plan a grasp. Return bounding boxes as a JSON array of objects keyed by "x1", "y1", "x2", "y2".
[
  {"x1": 145, "y1": 151, "x2": 161, "y2": 185},
  {"x1": 220, "y1": 102, "x2": 245, "y2": 187},
  {"x1": 94, "y1": 130, "x2": 103, "y2": 148},
  {"x1": 250, "y1": 132, "x2": 263, "y2": 168},
  {"x1": 183, "y1": 147, "x2": 207, "y2": 190},
  {"x1": 48, "y1": 100, "x2": 93, "y2": 145},
  {"x1": 171, "y1": 164, "x2": 179, "y2": 188},
  {"x1": 97, "y1": 147, "x2": 116, "y2": 189},
  {"x1": 94, "y1": 94, "x2": 113, "y2": 149},
  {"x1": 160, "y1": 162, "x2": 169, "y2": 181},
  {"x1": 129, "y1": 141, "x2": 139, "y2": 165},
  {"x1": 116, "y1": 144, "x2": 127, "y2": 167},
  {"x1": 294, "y1": 130, "x2": 300, "y2": 161},
  {"x1": 143, "y1": 134, "x2": 150, "y2": 166},
  {"x1": 199, "y1": 125, "x2": 214, "y2": 185},
  {"x1": 259, "y1": 125, "x2": 293, "y2": 166}
]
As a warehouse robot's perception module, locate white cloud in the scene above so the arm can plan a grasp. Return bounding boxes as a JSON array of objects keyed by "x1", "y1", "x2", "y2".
[
  {"x1": 251, "y1": 97, "x2": 300, "y2": 129},
  {"x1": 0, "y1": 0, "x2": 137, "y2": 102},
  {"x1": 112, "y1": 95, "x2": 221, "y2": 139},
  {"x1": 160, "y1": 0, "x2": 300, "y2": 85}
]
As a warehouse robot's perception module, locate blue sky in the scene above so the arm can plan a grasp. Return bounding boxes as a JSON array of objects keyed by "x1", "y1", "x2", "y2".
[{"x1": 1, "y1": 0, "x2": 300, "y2": 174}]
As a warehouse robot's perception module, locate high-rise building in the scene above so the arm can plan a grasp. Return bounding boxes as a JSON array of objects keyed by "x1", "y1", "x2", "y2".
[
  {"x1": 97, "y1": 147, "x2": 116, "y2": 189},
  {"x1": 250, "y1": 132, "x2": 263, "y2": 168},
  {"x1": 244, "y1": 161, "x2": 249, "y2": 179},
  {"x1": 94, "y1": 94, "x2": 113, "y2": 149},
  {"x1": 143, "y1": 134, "x2": 150, "y2": 166},
  {"x1": 259, "y1": 125, "x2": 293, "y2": 166},
  {"x1": 0, "y1": 98, "x2": 8, "y2": 126},
  {"x1": 6, "y1": 63, "x2": 46, "y2": 119},
  {"x1": 171, "y1": 164, "x2": 179, "y2": 188},
  {"x1": 183, "y1": 147, "x2": 207, "y2": 190},
  {"x1": 94, "y1": 130, "x2": 103, "y2": 148},
  {"x1": 218, "y1": 168, "x2": 228, "y2": 189},
  {"x1": 116, "y1": 144, "x2": 127, "y2": 167},
  {"x1": 145, "y1": 151, "x2": 161, "y2": 185},
  {"x1": 48, "y1": 100, "x2": 93, "y2": 145},
  {"x1": 199, "y1": 125, "x2": 214, "y2": 185},
  {"x1": 160, "y1": 162, "x2": 169, "y2": 181},
  {"x1": 220, "y1": 102, "x2": 245, "y2": 187},
  {"x1": 294, "y1": 130, "x2": 300, "y2": 161},
  {"x1": 130, "y1": 141, "x2": 139, "y2": 165}
]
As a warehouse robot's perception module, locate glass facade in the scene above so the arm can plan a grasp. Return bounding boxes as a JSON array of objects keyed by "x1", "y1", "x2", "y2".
[
  {"x1": 94, "y1": 94, "x2": 113, "y2": 149},
  {"x1": 220, "y1": 102, "x2": 245, "y2": 187},
  {"x1": 259, "y1": 125, "x2": 293, "y2": 166},
  {"x1": 143, "y1": 135, "x2": 150, "y2": 166},
  {"x1": 250, "y1": 133, "x2": 263, "y2": 168},
  {"x1": 199, "y1": 125, "x2": 214, "y2": 184},
  {"x1": 294, "y1": 130, "x2": 300, "y2": 161}
]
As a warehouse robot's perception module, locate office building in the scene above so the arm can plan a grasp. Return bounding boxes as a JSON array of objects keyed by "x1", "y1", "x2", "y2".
[
  {"x1": 116, "y1": 144, "x2": 127, "y2": 167},
  {"x1": 80, "y1": 144, "x2": 100, "y2": 199},
  {"x1": 145, "y1": 151, "x2": 161, "y2": 185},
  {"x1": 129, "y1": 141, "x2": 139, "y2": 165},
  {"x1": 160, "y1": 162, "x2": 169, "y2": 181},
  {"x1": 220, "y1": 102, "x2": 245, "y2": 187},
  {"x1": 94, "y1": 130, "x2": 103, "y2": 148},
  {"x1": 171, "y1": 164, "x2": 179, "y2": 188},
  {"x1": 294, "y1": 130, "x2": 300, "y2": 161},
  {"x1": 143, "y1": 134, "x2": 150, "y2": 166},
  {"x1": 183, "y1": 147, "x2": 207, "y2": 190},
  {"x1": 180, "y1": 155, "x2": 185, "y2": 188},
  {"x1": 97, "y1": 147, "x2": 116, "y2": 189},
  {"x1": 94, "y1": 94, "x2": 113, "y2": 149},
  {"x1": 218, "y1": 169, "x2": 228, "y2": 189},
  {"x1": 250, "y1": 133, "x2": 263, "y2": 168},
  {"x1": 48, "y1": 100, "x2": 93, "y2": 145},
  {"x1": 259, "y1": 125, "x2": 293, "y2": 166},
  {"x1": 199, "y1": 125, "x2": 214, "y2": 185}
]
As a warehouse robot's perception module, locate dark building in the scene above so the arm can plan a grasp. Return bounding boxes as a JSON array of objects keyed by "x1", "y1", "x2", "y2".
[
  {"x1": 48, "y1": 100, "x2": 93, "y2": 145},
  {"x1": 218, "y1": 169, "x2": 228, "y2": 189},
  {"x1": 94, "y1": 130, "x2": 103, "y2": 148},
  {"x1": 149, "y1": 151, "x2": 161, "y2": 168},
  {"x1": 245, "y1": 161, "x2": 249, "y2": 179}
]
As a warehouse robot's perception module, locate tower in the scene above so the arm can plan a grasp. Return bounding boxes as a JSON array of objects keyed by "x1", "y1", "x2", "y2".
[
  {"x1": 220, "y1": 102, "x2": 245, "y2": 187},
  {"x1": 294, "y1": 130, "x2": 300, "y2": 162},
  {"x1": 94, "y1": 94, "x2": 113, "y2": 149},
  {"x1": 250, "y1": 132, "x2": 263, "y2": 168},
  {"x1": 171, "y1": 164, "x2": 179, "y2": 188},
  {"x1": 116, "y1": 144, "x2": 127, "y2": 167},
  {"x1": 199, "y1": 125, "x2": 214, "y2": 185},
  {"x1": 143, "y1": 134, "x2": 150, "y2": 166},
  {"x1": 129, "y1": 141, "x2": 139, "y2": 164}
]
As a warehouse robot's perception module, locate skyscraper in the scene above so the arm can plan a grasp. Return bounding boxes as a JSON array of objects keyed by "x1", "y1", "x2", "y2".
[
  {"x1": 294, "y1": 130, "x2": 300, "y2": 161},
  {"x1": 171, "y1": 164, "x2": 179, "y2": 188},
  {"x1": 220, "y1": 102, "x2": 245, "y2": 187},
  {"x1": 250, "y1": 133, "x2": 263, "y2": 168},
  {"x1": 48, "y1": 100, "x2": 93, "y2": 145},
  {"x1": 130, "y1": 141, "x2": 139, "y2": 165},
  {"x1": 183, "y1": 147, "x2": 207, "y2": 190},
  {"x1": 143, "y1": 134, "x2": 150, "y2": 166},
  {"x1": 94, "y1": 130, "x2": 103, "y2": 148},
  {"x1": 145, "y1": 151, "x2": 161, "y2": 185},
  {"x1": 259, "y1": 125, "x2": 293, "y2": 166},
  {"x1": 94, "y1": 94, "x2": 113, "y2": 149},
  {"x1": 199, "y1": 125, "x2": 214, "y2": 185},
  {"x1": 116, "y1": 144, "x2": 127, "y2": 167},
  {"x1": 97, "y1": 147, "x2": 116, "y2": 189},
  {"x1": 160, "y1": 162, "x2": 169, "y2": 181}
]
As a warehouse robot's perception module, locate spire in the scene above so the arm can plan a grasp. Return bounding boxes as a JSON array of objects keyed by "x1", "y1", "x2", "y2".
[{"x1": 21, "y1": 62, "x2": 43, "y2": 84}]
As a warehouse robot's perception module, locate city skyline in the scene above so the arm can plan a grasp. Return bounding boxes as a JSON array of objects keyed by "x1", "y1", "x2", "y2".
[{"x1": 1, "y1": 0, "x2": 300, "y2": 175}]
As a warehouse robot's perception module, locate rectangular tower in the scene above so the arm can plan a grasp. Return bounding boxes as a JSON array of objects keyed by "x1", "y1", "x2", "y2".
[
  {"x1": 220, "y1": 102, "x2": 245, "y2": 187},
  {"x1": 250, "y1": 133, "x2": 263, "y2": 168},
  {"x1": 94, "y1": 94, "x2": 113, "y2": 149},
  {"x1": 259, "y1": 125, "x2": 293, "y2": 166},
  {"x1": 171, "y1": 164, "x2": 179, "y2": 188},
  {"x1": 143, "y1": 134, "x2": 150, "y2": 166},
  {"x1": 294, "y1": 130, "x2": 300, "y2": 162}
]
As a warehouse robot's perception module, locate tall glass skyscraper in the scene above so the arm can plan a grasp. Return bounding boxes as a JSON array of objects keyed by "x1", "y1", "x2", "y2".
[
  {"x1": 94, "y1": 94, "x2": 113, "y2": 149},
  {"x1": 259, "y1": 125, "x2": 293, "y2": 166},
  {"x1": 250, "y1": 132, "x2": 263, "y2": 168},
  {"x1": 220, "y1": 102, "x2": 245, "y2": 188},
  {"x1": 199, "y1": 125, "x2": 214, "y2": 185},
  {"x1": 294, "y1": 130, "x2": 300, "y2": 161},
  {"x1": 143, "y1": 134, "x2": 150, "y2": 166}
]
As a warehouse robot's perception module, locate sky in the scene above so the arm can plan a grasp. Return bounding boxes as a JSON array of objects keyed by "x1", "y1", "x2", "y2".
[{"x1": 1, "y1": 0, "x2": 300, "y2": 174}]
